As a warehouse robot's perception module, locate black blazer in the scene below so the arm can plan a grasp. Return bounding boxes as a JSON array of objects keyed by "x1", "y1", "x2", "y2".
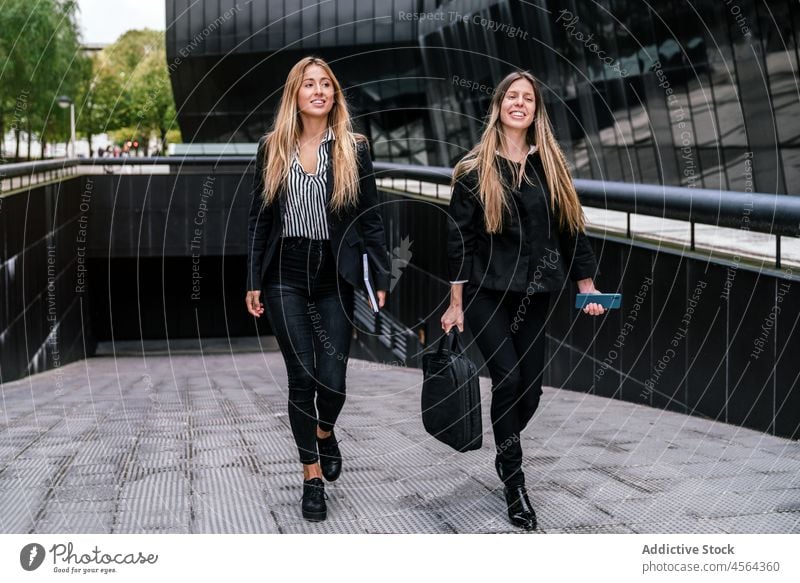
[
  {"x1": 446, "y1": 152, "x2": 598, "y2": 293},
  {"x1": 247, "y1": 135, "x2": 391, "y2": 295}
]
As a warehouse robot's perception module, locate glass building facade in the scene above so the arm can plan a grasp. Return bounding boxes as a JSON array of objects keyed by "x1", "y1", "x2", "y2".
[
  {"x1": 165, "y1": 0, "x2": 432, "y2": 163},
  {"x1": 418, "y1": 0, "x2": 799, "y2": 194},
  {"x1": 167, "y1": 0, "x2": 799, "y2": 193}
]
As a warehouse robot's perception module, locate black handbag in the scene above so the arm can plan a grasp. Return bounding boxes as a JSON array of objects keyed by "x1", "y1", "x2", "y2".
[{"x1": 421, "y1": 328, "x2": 482, "y2": 452}]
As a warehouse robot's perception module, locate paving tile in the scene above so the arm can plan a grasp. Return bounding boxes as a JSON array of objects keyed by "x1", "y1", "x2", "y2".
[
  {"x1": 710, "y1": 512, "x2": 800, "y2": 534},
  {"x1": 0, "y1": 352, "x2": 797, "y2": 534},
  {"x1": 547, "y1": 524, "x2": 637, "y2": 534},
  {"x1": 629, "y1": 517, "x2": 728, "y2": 534}
]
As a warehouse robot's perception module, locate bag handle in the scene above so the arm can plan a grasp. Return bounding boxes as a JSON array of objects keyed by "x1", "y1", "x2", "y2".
[{"x1": 436, "y1": 328, "x2": 464, "y2": 356}]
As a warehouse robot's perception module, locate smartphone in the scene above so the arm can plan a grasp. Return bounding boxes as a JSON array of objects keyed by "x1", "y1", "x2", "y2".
[{"x1": 575, "y1": 293, "x2": 622, "y2": 310}]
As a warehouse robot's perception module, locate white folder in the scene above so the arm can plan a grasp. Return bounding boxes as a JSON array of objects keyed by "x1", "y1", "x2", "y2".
[{"x1": 363, "y1": 253, "x2": 380, "y2": 313}]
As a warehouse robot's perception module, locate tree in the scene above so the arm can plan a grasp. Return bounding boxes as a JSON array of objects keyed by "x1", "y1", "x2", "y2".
[
  {"x1": 0, "y1": 0, "x2": 40, "y2": 159},
  {"x1": 131, "y1": 35, "x2": 180, "y2": 155},
  {"x1": 99, "y1": 29, "x2": 180, "y2": 155},
  {"x1": 75, "y1": 51, "x2": 124, "y2": 154},
  {"x1": 0, "y1": 0, "x2": 83, "y2": 160},
  {"x1": 1, "y1": 10, "x2": 179, "y2": 160}
]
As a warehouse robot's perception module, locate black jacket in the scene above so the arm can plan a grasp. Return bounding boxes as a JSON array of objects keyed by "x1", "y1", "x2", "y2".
[
  {"x1": 446, "y1": 152, "x2": 598, "y2": 293},
  {"x1": 247, "y1": 135, "x2": 391, "y2": 295}
]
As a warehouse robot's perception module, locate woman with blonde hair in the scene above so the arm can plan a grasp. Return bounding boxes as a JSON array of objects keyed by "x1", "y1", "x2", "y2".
[
  {"x1": 246, "y1": 56, "x2": 390, "y2": 522},
  {"x1": 441, "y1": 71, "x2": 605, "y2": 530}
]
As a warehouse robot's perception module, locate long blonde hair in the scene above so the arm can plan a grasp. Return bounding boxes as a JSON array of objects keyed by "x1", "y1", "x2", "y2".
[
  {"x1": 260, "y1": 56, "x2": 363, "y2": 213},
  {"x1": 453, "y1": 71, "x2": 585, "y2": 234}
]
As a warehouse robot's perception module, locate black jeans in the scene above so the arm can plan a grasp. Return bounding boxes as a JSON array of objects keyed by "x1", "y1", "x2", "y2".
[
  {"x1": 463, "y1": 284, "x2": 550, "y2": 486},
  {"x1": 263, "y1": 237, "x2": 355, "y2": 464}
]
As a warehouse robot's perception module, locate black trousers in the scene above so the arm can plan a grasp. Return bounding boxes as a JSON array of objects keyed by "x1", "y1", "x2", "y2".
[
  {"x1": 263, "y1": 237, "x2": 355, "y2": 464},
  {"x1": 463, "y1": 284, "x2": 550, "y2": 486}
]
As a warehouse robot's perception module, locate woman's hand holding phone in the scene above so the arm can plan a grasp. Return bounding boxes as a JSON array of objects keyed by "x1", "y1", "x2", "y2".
[{"x1": 577, "y1": 278, "x2": 605, "y2": 316}]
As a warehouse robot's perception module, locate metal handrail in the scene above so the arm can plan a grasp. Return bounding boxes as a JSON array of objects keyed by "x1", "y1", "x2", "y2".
[
  {"x1": 93, "y1": 156, "x2": 254, "y2": 165},
  {"x1": 0, "y1": 158, "x2": 80, "y2": 179},
  {"x1": 0, "y1": 157, "x2": 254, "y2": 179},
  {"x1": 574, "y1": 179, "x2": 800, "y2": 238},
  {"x1": 3, "y1": 156, "x2": 798, "y2": 240},
  {"x1": 369, "y1": 163, "x2": 800, "y2": 238},
  {"x1": 371, "y1": 162, "x2": 799, "y2": 268},
  {"x1": 373, "y1": 162, "x2": 453, "y2": 184}
]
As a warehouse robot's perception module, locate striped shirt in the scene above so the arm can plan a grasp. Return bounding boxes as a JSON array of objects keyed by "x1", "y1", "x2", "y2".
[{"x1": 281, "y1": 128, "x2": 333, "y2": 239}]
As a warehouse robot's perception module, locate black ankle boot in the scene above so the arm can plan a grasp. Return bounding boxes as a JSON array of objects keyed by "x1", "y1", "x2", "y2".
[
  {"x1": 301, "y1": 477, "x2": 327, "y2": 521},
  {"x1": 495, "y1": 456, "x2": 524, "y2": 485},
  {"x1": 494, "y1": 455, "x2": 505, "y2": 481},
  {"x1": 504, "y1": 484, "x2": 537, "y2": 531},
  {"x1": 317, "y1": 430, "x2": 342, "y2": 482}
]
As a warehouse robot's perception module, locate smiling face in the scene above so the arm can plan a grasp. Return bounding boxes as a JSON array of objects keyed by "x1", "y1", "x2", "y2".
[
  {"x1": 499, "y1": 77, "x2": 536, "y2": 132},
  {"x1": 296, "y1": 64, "x2": 334, "y2": 119}
]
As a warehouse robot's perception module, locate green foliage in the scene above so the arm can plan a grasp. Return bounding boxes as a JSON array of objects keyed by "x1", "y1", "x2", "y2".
[
  {"x1": 0, "y1": 0, "x2": 85, "y2": 158},
  {"x1": 0, "y1": 2, "x2": 179, "y2": 159},
  {"x1": 81, "y1": 29, "x2": 181, "y2": 155}
]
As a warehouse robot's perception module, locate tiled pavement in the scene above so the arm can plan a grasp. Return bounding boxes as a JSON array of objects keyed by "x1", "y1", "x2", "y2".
[{"x1": 1, "y1": 348, "x2": 798, "y2": 534}]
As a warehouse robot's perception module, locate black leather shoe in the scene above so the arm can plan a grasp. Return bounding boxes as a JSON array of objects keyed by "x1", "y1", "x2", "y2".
[
  {"x1": 317, "y1": 430, "x2": 342, "y2": 482},
  {"x1": 301, "y1": 478, "x2": 327, "y2": 521},
  {"x1": 504, "y1": 484, "x2": 537, "y2": 531}
]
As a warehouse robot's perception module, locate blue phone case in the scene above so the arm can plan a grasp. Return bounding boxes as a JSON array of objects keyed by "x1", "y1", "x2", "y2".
[{"x1": 575, "y1": 293, "x2": 622, "y2": 309}]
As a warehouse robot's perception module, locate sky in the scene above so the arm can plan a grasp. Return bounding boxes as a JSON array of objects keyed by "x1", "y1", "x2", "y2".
[{"x1": 77, "y1": 0, "x2": 165, "y2": 45}]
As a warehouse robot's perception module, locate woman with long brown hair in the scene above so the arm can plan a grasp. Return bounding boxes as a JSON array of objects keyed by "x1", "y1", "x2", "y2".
[
  {"x1": 441, "y1": 71, "x2": 605, "y2": 530},
  {"x1": 246, "y1": 56, "x2": 390, "y2": 522}
]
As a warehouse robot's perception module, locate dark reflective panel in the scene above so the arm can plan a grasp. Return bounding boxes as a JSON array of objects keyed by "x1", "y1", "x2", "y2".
[{"x1": 166, "y1": 0, "x2": 798, "y2": 190}]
